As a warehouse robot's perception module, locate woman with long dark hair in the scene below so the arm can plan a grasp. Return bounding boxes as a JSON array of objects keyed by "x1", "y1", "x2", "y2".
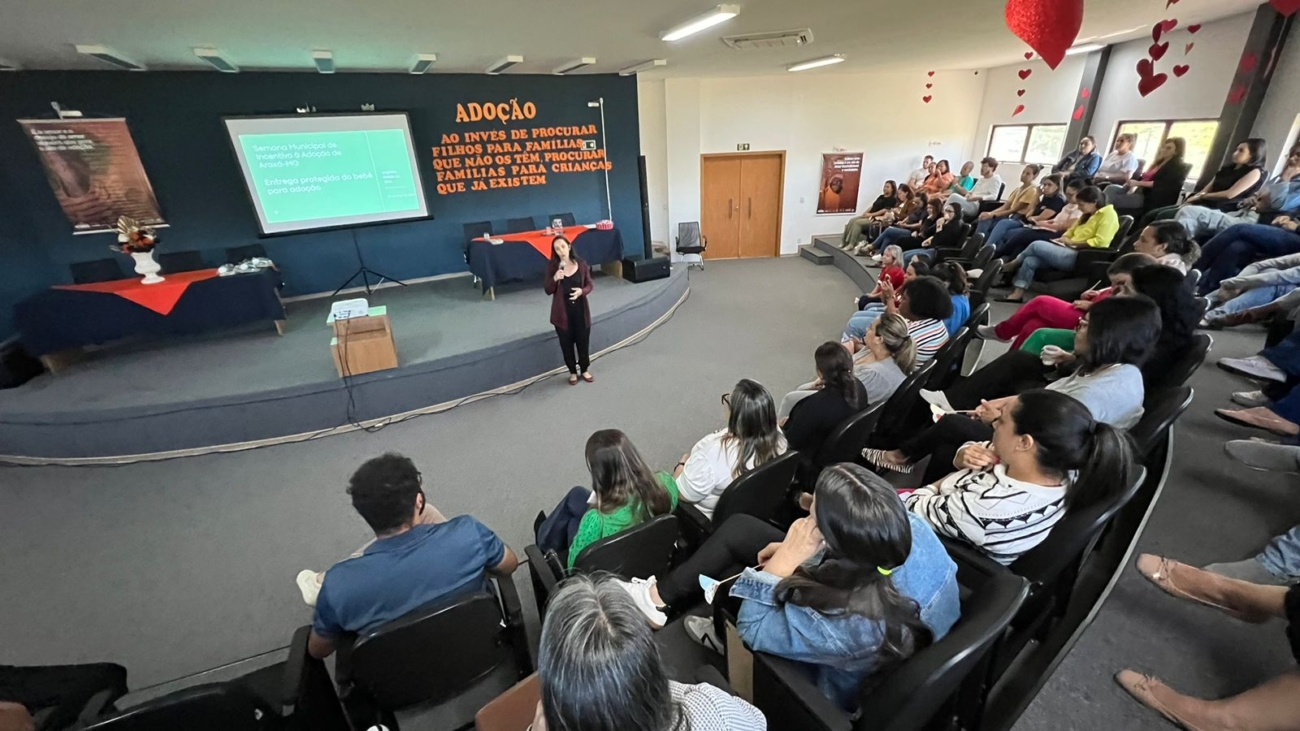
[
  {"x1": 778, "y1": 343, "x2": 869, "y2": 454},
  {"x1": 675, "y1": 379, "x2": 787, "y2": 519},
  {"x1": 545, "y1": 236, "x2": 594, "y2": 386},
  {"x1": 1129, "y1": 263, "x2": 1200, "y2": 391},
  {"x1": 534, "y1": 429, "x2": 678, "y2": 567},
  {"x1": 906, "y1": 390, "x2": 1138, "y2": 564},
  {"x1": 1105, "y1": 136, "x2": 1188, "y2": 216},
  {"x1": 1137, "y1": 138, "x2": 1269, "y2": 230},
  {"x1": 616, "y1": 464, "x2": 960, "y2": 711}
]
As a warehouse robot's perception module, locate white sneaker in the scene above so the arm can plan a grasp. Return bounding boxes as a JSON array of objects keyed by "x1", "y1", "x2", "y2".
[
  {"x1": 871, "y1": 254, "x2": 883, "y2": 263},
  {"x1": 976, "y1": 324, "x2": 1008, "y2": 342},
  {"x1": 295, "y1": 569, "x2": 322, "y2": 607},
  {"x1": 919, "y1": 389, "x2": 956, "y2": 413},
  {"x1": 684, "y1": 615, "x2": 725, "y2": 654},
  {"x1": 1232, "y1": 390, "x2": 1270, "y2": 408},
  {"x1": 1218, "y1": 355, "x2": 1287, "y2": 383},
  {"x1": 613, "y1": 577, "x2": 667, "y2": 628}
]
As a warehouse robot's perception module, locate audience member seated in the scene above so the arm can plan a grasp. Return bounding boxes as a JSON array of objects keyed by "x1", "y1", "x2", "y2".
[
  {"x1": 1137, "y1": 138, "x2": 1269, "y2": 231},
  {"x1": 905, "y1": 389, "x2": 1137, "y2": 565},
  {"x1": 841, "y1": 256, "x2": 923, "y2": 341},
  {"x1": 863, "y1": 297, "x2": 1157, "y2": 482},
  {"x1": 1133, "y1": 220, "x2": 1199, "y2": 273},
  {"x1": 306, "y1": 453, "x2": 519, "y2": 658},
  {"x1": 948, "y1": 160, "x2": 978, "y2": 198},
  {"x1": 995, "y1": 179, "x2": 1085, "y2": 260},
  {"x1": 841, "y1": 180, "x2": 900, "y2": 249},
  {"x1": 933, "y1": 261, "x2": 971, "y2": 336},
  {"x1": 856, "y1": 194, "x2": 931, "y2": 257},
  {"x1": 1216, "y1": 335, "x2": 1300, "y2": 437},
  {"x1": 0, "y1": 663, "x2": 128, "y2": 731},
  {"x1": 908, "y1": 155, "x2": 935, "y2": 191},
  {"x1": 1204, "y1": 252, "x2": 1300, "y2": 328},
  {"x1": 1175, "y1": 146, "x2": 1300, "y2": 241},
  {"x1": 533, "y1": 574, "x2": 767, "y2": 731},
  {"x1": 900, "y1": 201, "x2": 966, "y2": 267},
  {"x1": 978, "y1": 252, "x2": 1151, "y2": 350},
  {"x1": 536, "y1": 430, "x2": 679, "y2": 566},
  {"x1": 676, "y1": 380, "x2": 788, "y2": 520},
  {"x1": 850, "y1": 186, "x2": 921, "y2": 254},
  {"x1": 1053, "y1": 135, "x2": 1103, "y2": 181},
  {"x1": 845, "y1": 276, "x2": 953, "y2": 366},
  {"x1": 1091, "y1": 133, "x2": 1140, "y2": 188},
  {"x1": 986, "y1": 174, "x2": 1068, "y2": 253},
  {"x1": 778, "y1": 343, "x2": 870, "y2": 454},
  {"x1": 1194, "y1": 211, "x2": 1300, "y2": 295},
  {"x1": 975, "y1": 164, "x2": 1042, "y2": 240},
  {"x1": 847, "y1": 314, "x2": 919, "y2": 405},
  {"x1": 850, "y1": 245, "x2": 905, "y2": 312},
  {"x1": 614, "y1": 464, "x2": 960, "y2": 712},
  {"x1": 920, "y1": 159, "x2": 956, "y2": 197},
  {"x1": 1126, "y1": 264, "x2": 1200, "y2": 391},
  {"x1": 998, "y1": 185, "x2": 1120, "y2": 304},
  {"x1": 948, "y1": 157, "x2": 1004, "y2": 217},
  {"x1": 1116, "y1": 557, "x2": 1300, "y2": 730},
  {"x1": 1104, "y1": 137, "x2": 1188, "y2": 218}
]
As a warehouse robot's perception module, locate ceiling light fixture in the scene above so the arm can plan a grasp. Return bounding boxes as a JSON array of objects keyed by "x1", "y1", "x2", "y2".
[
  {"x1": 554, "y1": 57, "x2": 597, "y2": 75},
  {"x1": 661, "y1": 4, "x2": 741, "y2": 42},
  {"x1": 486, "y1": 55, "x2": 524, "y2": 75},
  {"x1": 619, "y1": 59, "x2": 667, "y2": 76},
  {"x1": 312, "y1": 50, "x2": 335, "y2": 74},
  {"x1": 74, "y1": 45, "x2": 145, "y2": 71},
  {"x1": 409, "y1": 53, "x2": 438, "y2": 74},
  {"x1": 193, "y1": 47, "x2": 238, "y2": 73},
  {"x1": 1065, "y1": 43, "x2": 1106, "y2": 56},
  {"x1": 787, "y1": 54, "x2": 845, "y2": 72}
]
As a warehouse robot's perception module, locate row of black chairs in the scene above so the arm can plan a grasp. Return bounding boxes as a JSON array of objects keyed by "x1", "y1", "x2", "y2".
[
  {"x1": 462, "y1": 213, "x2": 575, "y2": 246},
  {"x1": 69, "y1": 245, "x2": 268, "y2": 284}
]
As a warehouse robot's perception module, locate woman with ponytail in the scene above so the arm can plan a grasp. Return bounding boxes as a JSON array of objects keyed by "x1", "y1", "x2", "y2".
[
  {"x1": 616, "y1": 464, "x2": 960, "y2": 711},
  {"x1": 778, "y1": 342, "x2": 869, "y2": 454},
  {"x1": 906, "y1": 389, "x2": 1138, "y2": 565}
]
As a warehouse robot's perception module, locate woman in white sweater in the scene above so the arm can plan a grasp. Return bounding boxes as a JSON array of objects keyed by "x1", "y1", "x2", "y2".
[{"x1": 905, "y1": 389, "x2": 1138, "y2": 565}]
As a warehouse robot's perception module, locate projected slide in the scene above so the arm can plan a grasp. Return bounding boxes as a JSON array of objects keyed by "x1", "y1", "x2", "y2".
[{"x1": 224, "y1": 113, "x2": 430, "y2": 235}]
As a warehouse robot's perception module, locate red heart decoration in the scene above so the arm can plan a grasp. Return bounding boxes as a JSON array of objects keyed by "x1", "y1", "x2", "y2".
[
  {"x1": 1149, "y1": 42, "x2": 1169, "y2": 61},
  {"x1": 1162, "y1": 18, "x2": 1179, "y2": 33},
  {"x1": 1173, "y1": 64, "x2": 1190, "y2": 77},
  {"x1": 1072, "y1": 104, "x2": 1085, "y2": 121},
  {"x1": 926, "y1": 83, "x2": 933, "y2": 88},
  {"x1": 1167, "y1": 0, "x2": 1179, "y2": 6},
  {"x1": 1240, "y1": 53, "x2": 1259, "y2": 73},
  {"x1": 1024, "y1": 51, "x2": 1034, "y2": 60},
  {"x1": 1185, "y1": 42, "x2": 1195, "y2": 54},
  {"x1": 927, "y1": 70, "x2": 935, "y2": 77},
  {"x1": 1004, "y1": 0, "x2": 1084, "y2": 69},
  {"x1": 1271, "y1": 0, "x2": 1300, "y2": 16},
  {"x1": 1019, "y1": 68, "x2": 1033, "y2": 80},
  {"x1": 1188, "y1": 23, "x2": 1202, "y2": 33},
  {"x1": 923, "y1": 95, "x2": 933, "y2": 103},
  {"x1": 1228, "y1": 85, "x2": 1247, "y2": 104},
  {"x1": 1080, "y1": 87, "x2": 1090, "y2": 98},
  {"x1": 1012, "y1": 104, "x2": 1025, "y2": 116},
  {"x1": 1136, "y1": 59, "x2": 1168, "y2": 96},
  {"x1": 1016, "y1": 88, "x2": 1026, "y2": 97},
  {"x1": 1153, "y1": 18, "x2": 1178, "y2": 42}
]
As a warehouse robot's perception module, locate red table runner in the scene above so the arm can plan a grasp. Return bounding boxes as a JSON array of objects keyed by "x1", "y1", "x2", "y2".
[
  {"x1": 476, "y1": 225, "x2": 593, "y2": 258},
  {"x1": 54, "y1": 268, "x2": 221, "y2": 316}
]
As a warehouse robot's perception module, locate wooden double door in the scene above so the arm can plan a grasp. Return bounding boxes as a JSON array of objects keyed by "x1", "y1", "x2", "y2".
[{"x1": 700, "y1": 152, "x2": 785, "y2": 259}]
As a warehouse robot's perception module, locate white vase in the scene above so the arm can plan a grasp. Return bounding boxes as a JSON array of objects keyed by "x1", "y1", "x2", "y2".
[{"x1": 131, "y1": 251, "x2": 165, "y2": 284}]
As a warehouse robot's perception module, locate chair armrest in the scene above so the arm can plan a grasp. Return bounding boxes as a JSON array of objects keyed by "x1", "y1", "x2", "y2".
[
  {"x1": 524, "y1": 545, "x2": 561, "y2": 594},
  {"x1": 1074, "y1": 248, "x2": 1118, "y2": 269},
  {"x1": 494, "y1": 574, "x2": 536, "y2": 675},
  {"x1": 752, "y1": 653, "x2": 853, "y2": 731},
  {"x1": 279, "y1": 625, "x2": 313, "y2": 708},
  {"x1": 939, "y1": 536, "x2": 1009, "y2": 588},
  {"x1": 675, "y1": 503, "x2": 712, "y2": 550}
]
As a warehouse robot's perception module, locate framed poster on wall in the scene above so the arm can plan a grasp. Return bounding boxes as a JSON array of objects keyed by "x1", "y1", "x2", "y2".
[{"x1": 816, "y1": 152, "x2": 863, "y2": 215}]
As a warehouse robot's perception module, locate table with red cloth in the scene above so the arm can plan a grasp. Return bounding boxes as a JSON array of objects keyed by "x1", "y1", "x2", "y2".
[
  {"x1": 467, "y1": 225, "x2": 624, "y2": 296},
  {"x1": 14, "y1": 268, "x2": 285, "y2": 366}
]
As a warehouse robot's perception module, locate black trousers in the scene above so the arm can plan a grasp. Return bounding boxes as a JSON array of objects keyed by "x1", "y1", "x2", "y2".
[
  {"x1": 658, "y1": 515, "x2": 784, "y2": 607},
  {"x1": 555, "y1": 319, "x2": 591, "y2": 375},
  {"x1": 0, "y1": 663, "x2": 127, "y2": 730},
  {"x1": 900, "y1": 414, "x2": 995, "y2": 485},
  {"x1": 944, "y1": 350, "x2": 1051, "y2": 411}
]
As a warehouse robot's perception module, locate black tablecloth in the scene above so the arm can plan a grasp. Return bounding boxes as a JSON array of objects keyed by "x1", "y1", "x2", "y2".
[
  {"x1": 467, "y1": 227, "x2": 624, "y2": 292},
  {"x1": 14, "y1": 269, "x2": 285, "y2": 356}
]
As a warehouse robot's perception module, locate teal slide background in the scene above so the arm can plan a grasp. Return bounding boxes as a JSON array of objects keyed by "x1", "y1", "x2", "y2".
[{"x1": 238, "y1": 129, "x2": 420, "y2": 224}]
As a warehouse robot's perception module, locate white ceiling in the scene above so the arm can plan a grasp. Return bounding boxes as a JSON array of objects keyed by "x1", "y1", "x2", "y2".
[{"x1": 0, "y1": 0, "x2": 1266, "y2": 77}]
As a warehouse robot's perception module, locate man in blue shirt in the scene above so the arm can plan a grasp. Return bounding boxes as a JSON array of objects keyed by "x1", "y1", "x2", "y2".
[{"x1": 307, "y1": 453, "x2": 519, "y2": 659}]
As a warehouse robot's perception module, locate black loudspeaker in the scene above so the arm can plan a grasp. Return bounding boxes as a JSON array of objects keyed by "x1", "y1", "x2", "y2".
[
  {"x1": 0, "y1": 341, "x2": 43, "y2": 389},
  {"x1": 621, "y1": 256, "x2": 670, "y2": 283},
  {"x1": 637, "y1": 155, "x2": 653, "y2": 260}
]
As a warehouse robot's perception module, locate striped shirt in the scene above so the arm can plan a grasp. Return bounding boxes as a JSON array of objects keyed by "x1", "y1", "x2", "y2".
[
  {"x1": 908, "y1": 318, "x2": 950, "y2": 366},
  {"x1": 669, "y1": 681, "x2": 767, "y2": 730},
  {"x1": 904, "y1": 454, "x2": 1067, "y2": 565}
]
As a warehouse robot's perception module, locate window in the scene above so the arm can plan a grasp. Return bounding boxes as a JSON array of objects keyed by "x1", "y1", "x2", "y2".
[
  {"x1": 1114, "y1": 119, "x2": 1220, "y2": 181},
  {"x1": 986, "y1": 124, "x2": 1068, "y2": 165}
]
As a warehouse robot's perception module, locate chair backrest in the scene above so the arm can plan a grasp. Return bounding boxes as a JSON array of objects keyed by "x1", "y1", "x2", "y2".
[
  {"x1": 1110, "y1": 215, "x2": 1135, "y2": 250},
  {"x1": 855, "y1": 573, "x2": 1030, "y2": 731},
  {"x1": 157, "y1": 250, "x2": 207, "y2": 274},
  {"x1": 814, "y1": 403, "x2": 885, "y2": 467},
  {"x1": 925, "y1": 326, "x2": 974, "y2": 391},
  {"x1": 677, "y1": 221, "x2": 705, "y2": 251},
  {"x1": 970, "y1": 260, "x2": 1003, "y2": 309},
  {"x1": 70, "y1": 258, "x2": 125, "y2": 284},
  {"x1": 872, "y1": 360, "x2": 937, "y2": 444},
  {"x1": 1185, "y1": 268, "x2": 1202, "y2": 290},
  {"x1": 970, "y1": 243, "x2": 995, "y2": 272},
  {"x1": 549, "y1": 212, "x2": 577, "y2": 227},
  {"x1": 1156, "y1": 333, "x2": 1211, "y2": 393},
  {"x1": 958, "y1": 232, "x2": 984, "y2": 261},
  {"x1": 962, "y1": 302, "x2": 991, "y2": 331},
  {"x1": 342, "y1": 589, "x2": 518, "y2": 711},
  {"x1": 573, "y1": 513, "x2": 680, "y2": 579},
  {"x1": 464, "y1": 221, "x2": 493, "y2": 247},
  {"x1": 1132, "y1": 386, "x2": 1193, "y2": 458},
  {"x1": 711, "y1": 450, "x2": 802, "y2": 527},
  {"x1": 226, "y1": 244, "x2": 267, "y2": 264},
  {"x1": 84, "y1": 684, "x2": 276, "y2": 730},
  {"x1": 506, "y1": 217, "x2": 535, "y2": 233}
]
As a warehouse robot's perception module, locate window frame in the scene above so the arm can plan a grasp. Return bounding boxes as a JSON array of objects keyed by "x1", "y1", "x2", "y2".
[
  {"x1": 1111, "y1": 117, "x2": 1221, "y2": 180},
  {"x1": 985, "y1": 123, "x2": 1069, "y2": 165}
]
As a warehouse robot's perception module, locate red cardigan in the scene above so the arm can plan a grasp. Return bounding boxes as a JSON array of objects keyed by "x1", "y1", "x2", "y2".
[{"x1": 544, "y1": 259, "x2": 594, "y2": 330}]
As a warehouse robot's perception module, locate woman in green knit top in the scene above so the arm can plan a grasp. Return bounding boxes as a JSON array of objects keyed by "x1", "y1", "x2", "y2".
[{"x1": 534, "y1": 429, "x2": 679, "y2": 568}]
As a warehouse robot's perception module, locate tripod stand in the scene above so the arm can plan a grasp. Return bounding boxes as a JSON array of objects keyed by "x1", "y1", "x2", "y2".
[{"x1": 332, "y1": 228, "x2": 407, "y2": 298}]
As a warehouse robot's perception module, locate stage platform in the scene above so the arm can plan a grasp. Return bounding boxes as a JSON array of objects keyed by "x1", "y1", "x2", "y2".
[{"x1": 0, "y1": 267, "x2": 689, "y2": 463}]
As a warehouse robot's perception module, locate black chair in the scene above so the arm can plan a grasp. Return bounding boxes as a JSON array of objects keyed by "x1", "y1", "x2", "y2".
[
  {"x1": 1027, "y1": 215, "x2": 1136, "y2": 300},
  {"x1": 868, "y1": 360, "x2": 938, "y2": 448},
  {"x1": 335, "y1": 578, "x2": 532, "y2": 731},
  {"x1": 70, "y1": 258, "x2": 125, "y2": 284},
  {"x1": 934, "y1": 231, "x2": 981, "y2": 266},
  {"x1": 549, "y1": 212, "x2": 577, "y2": 227},
  {"x1": 463, "y1": 221, "x2": 493, "y2": 265},
  {"x1": 676, "y1": 451, "x2": 801, "y2": 547},
  {"x1": 525, "y1": 514, "x2": 680, "y2": 617},
  {"x1": 751, "y1": 572, "x2": 1029, "y2": 731},
  {"x1": 968, "y1": 244, "x2": 996, "y2": 273},
  {"x1": 1152, "y1": 333, "x2": 1211, "y2": 394},
  {"x1": 506, "y1": 217, "x2": 535, "y2": 233},
  {"x1": 85, "y1": 626, "x2": 347, "y2": 731},
  {"x1": 225, "y1": 244, "x2": 267, "y2": 264},
  {"x1": 926, "y1": 326, "x2": 975, "y2": 392},
  {"x1": 969, "y1": 260, "x2": 1003, "y2": 311},
  {"x1": 966, "y1": 183, "x2": 1007, "y2": 221},
  {"x1": 814, "y1": 403, "x2": 886, "y2": 468},
  {"x1": 1185, "y1": 268, "x2": 1202, "y2": 291},
  {"x1": 157, "y1": 250, "x2": 206, "y2": 274},
  {"x1": 1132, "y1": 386, "x2": 1194, "y2": 458},
  {"x1": 677, "y1": 221, "x2": 707, "y2": 269}
]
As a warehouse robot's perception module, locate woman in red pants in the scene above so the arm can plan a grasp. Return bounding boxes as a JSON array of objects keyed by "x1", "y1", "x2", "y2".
[{"x1": 977, "y1": 252, "x2": 1152, "y2": 349}]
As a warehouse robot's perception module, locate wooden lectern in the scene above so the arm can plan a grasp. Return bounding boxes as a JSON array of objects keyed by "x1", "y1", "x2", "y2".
[{"x1": 328, "y1": 305, "x2": 398, "y2": 377}]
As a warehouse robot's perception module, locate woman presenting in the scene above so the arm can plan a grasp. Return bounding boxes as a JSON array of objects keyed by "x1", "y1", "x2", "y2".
[{"x1": 546, "y1": 236, "x2": 594, "y2": 385}]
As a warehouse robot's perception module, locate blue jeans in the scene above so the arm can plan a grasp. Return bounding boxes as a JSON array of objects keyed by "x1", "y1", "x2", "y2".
[
  {"x1": 1258, "y1": 524, "x2": 1300, "y2": 580},
  {"x1": 1013, "y1": 241, "x2": 1079, "y2": 290},
  {"x1": 1206, "y1": 284, "x2": 1296, "y2": 321},
  {"x1": 842, "y1": 304, "x2": 886, "y2": 342},
  {"x1": 987, "y1": 218, "x2": 1026, "y2": 250},
  {"x1": 1262, "y1": 329, "x2": 1300, "y2": 379},
  {"x1": 872, "y1": 226, "x2": 913, "y2": 250},
  {"x1": 1195, "y1": 224, "x2": 1300, "y2": 294},
  {"x1": 998, "y1": 227, "x2": 1056, "y2": 260},
  {"x1": 901, "y1": 248, "x2": 936, "y2": 268}
]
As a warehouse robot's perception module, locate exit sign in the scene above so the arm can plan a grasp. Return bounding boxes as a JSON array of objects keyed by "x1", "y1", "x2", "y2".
[{"x1": 737, "y1": 143, "x2": 751, "y2": 151}]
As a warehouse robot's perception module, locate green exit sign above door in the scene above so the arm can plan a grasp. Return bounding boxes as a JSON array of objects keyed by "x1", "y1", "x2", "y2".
[{"x1": 737, "y1": 143, "x2": 750, "y2": 151}]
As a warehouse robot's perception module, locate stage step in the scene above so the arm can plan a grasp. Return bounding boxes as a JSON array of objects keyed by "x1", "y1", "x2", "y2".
[
  {"x1": 799, "y1": 245, "x2": 833, "y2": 265},
  {"x1": 812, "y1": 235, "x2": 842, "y2": 255}
]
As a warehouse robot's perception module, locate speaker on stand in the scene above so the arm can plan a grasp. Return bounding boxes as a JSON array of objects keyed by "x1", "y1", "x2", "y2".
[{"x1": 623, "y1": 154, "x2": 670, "y2": 282}]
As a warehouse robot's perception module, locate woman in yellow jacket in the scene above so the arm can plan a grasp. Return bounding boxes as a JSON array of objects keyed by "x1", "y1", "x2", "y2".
[{"x1": 998, "y1": 185, "x2": 1120, "y2": 303}]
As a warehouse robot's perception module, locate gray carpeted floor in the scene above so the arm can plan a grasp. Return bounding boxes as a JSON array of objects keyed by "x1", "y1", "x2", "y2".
[{"x1": 0, "y1": 256, "x2": 1295, "y2": 729}]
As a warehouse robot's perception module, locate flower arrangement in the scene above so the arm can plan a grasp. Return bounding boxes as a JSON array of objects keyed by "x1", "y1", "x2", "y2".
[{"x1": 110, "y1": 215, "x2": 158, "y2": 254}]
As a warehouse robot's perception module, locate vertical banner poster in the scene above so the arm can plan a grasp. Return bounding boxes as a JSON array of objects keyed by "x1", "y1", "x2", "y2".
[
  {"x1": 816, "y1": 152, "x2": 864, "y2": 215},
  {"x1": 19, "y1": 118, "x2": 166, "y2": 234}
]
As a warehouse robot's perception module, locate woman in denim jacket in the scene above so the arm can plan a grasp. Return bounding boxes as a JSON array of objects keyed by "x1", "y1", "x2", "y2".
[{"x1": 617, "y1": 464, "x2": 960, "y2": 711}]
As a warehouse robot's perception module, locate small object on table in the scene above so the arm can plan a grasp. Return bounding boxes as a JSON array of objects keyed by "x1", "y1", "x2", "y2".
[
  {"x1": 329, "y1": 305, "x2": 398, "y2": 377},
  {"x1": 112, "y1": 215, "x2": 164, "y2": 284}
]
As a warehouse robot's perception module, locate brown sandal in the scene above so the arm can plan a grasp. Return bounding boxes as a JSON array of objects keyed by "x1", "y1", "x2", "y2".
[
  {"x1": 1135, "y1": 554, "x2": 1269, "y2": 623},
  {"x1": 1115, "y1": 670, "x2": 1210, "y2": 731},
  {"x1": 568, "y1": 375, "x2": 578, "y2": 386},
  {"x1": 581, "y1": 372, "x2": 594, "y2": 383}
]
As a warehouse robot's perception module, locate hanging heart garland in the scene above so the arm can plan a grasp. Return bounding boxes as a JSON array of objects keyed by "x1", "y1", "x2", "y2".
[{"x1": 1004, "y1": 0, "x2": 1083, "y2": 69}]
